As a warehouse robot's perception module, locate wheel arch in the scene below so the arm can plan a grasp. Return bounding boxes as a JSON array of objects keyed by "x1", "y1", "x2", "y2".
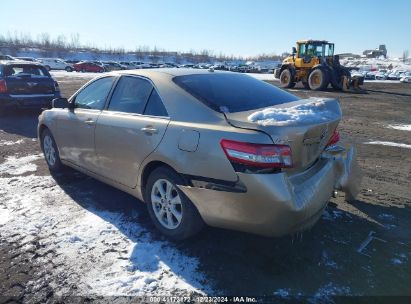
[
  {"x1": 38, "y1": 123, "x2": 50, "y2": 140},
  {"x1": 140, "y1": 160, "x2": 187, "y2": 202},
  {"x1": 280, "y1": 64, "x2": 296, "y2": 77}
]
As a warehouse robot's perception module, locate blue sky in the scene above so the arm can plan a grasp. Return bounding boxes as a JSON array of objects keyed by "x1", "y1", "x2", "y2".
[{"x1": 1, "y1": 0, "x2": 410, "y2": 57}]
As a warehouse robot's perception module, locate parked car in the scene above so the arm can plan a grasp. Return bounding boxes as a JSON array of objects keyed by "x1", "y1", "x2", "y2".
[
  {"x1": 0, "y1": 55, "x2": 16, "y2": 61},
  {"x1": 37, "y1": 58, "x2": 73, "y2": 72},
  {"x1": 179, "y1": 64, "x2": 195, "y2": 68},
  {"x1": 15, "y1": 57, "x2": 38, "y2": 62},
  {"x1": 65, "y1": 59, "x2": 81, "y2": 64},
  {"x1": 0, "y1": 60, "x2": 60, "y2": 113},
  {"x1": 119, "y1": 62, "x2": 136, "y2": 70},
  {"x1": 89, "y1": 61, "x2": 108, "y2": 71},
  {"x1": 375, "y1": 71, "x2": 388, "y2": 80},
  {"x1": 131, "y1": 61, "x2": 151, "y2": 69},
  {"x1": 364, "y1": 71, "x2": 376, "y2": 80},
  {"x1": 38, "y1": 69, "x2": 360, "y2": 240},
  {"x1": 399, "y1": 72, "x2": 411, "y2": 83},
  {"x1": 102, "y1": 61, "x2": 126, "y2": 71},
  {"x1": 387, "y1": 70, "x2": 405, "y2": 80},
  {"x1": 73, "y1": 61, "x2": 105, "y2": 73}
]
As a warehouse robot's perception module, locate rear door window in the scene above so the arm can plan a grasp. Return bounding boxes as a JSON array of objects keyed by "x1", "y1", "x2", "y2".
[
  {"x1": 143, "y1": 89, "x2": 168, "y2": 117},
  {"x1": 107, "y1": 76, "x2": 153, "y2": 114}
]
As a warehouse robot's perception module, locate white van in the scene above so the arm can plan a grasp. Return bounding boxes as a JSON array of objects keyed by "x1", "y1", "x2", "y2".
[{"x1": 37, "y1": 58, "x2": 73, "y2": 72}]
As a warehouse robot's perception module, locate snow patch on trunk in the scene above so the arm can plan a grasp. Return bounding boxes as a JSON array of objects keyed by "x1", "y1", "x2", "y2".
[{"x1": 248, "y1": 99, "x2": 337, "y2": 126}]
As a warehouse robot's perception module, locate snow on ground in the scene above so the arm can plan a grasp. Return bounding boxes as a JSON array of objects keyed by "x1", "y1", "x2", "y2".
[
  {"x1": 247, "y1": 73, "x2": 278, "y2": 81},
  {"x1": 50, "y1": 70, "x2": 98, "y2": 79},
  {"x1": 341, "y1": 57, "x2": 411, "y2": 71},
  {"x1": 365, "y1": 141, "x2": 411, "y2": 149},
  {"x1": 386, "y1": 124, "x2": 411, "y2": 131},
  {"x1": 248, "y1": 98, "x2": 338, "y2": 126},
  {"x1": 0, "y1": 139, "x2": 24, "y2": 146},
  {"x1": 0, "y1": 206, "x2": 11, "y2": 225},
  {"x1": 0, "y1": 154, "x2": 42, "y2": 175},
  {"x1": 0, "y1": 155, "x2": 212, "y2": 296}
]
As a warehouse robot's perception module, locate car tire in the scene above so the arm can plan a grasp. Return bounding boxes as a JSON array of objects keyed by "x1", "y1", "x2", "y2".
[
  {"x1": 65, "y1": 66, "x2": 73, "y2": 72},
  {"x1": 41, "y1": 128, "x2": 63, "y2": 172},
  {"x1": 280, "y1": 69, "x2": 296, "y2": 88},
  {"x1": 145, "y1": 167, "x2": 204, "y2": 240},
  {"x1": 44, "y1": 65, "x2": 51, "y2": 71},
  {"x1": 308, "y1": 68, "x2": 329, "y2": 90}
]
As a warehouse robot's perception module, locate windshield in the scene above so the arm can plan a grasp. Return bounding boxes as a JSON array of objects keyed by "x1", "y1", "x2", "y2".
[
  {"x1": 173, "y1": 73, "x2": 299, "y2": 113},
  {"x1": 302, "y1": 43, "x2": 334, "y2": 57}
]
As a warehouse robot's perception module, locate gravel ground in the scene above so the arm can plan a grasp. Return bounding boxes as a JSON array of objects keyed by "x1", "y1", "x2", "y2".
[{"x1": 1, "y1": 71, "x2": 410, "y2": 302}]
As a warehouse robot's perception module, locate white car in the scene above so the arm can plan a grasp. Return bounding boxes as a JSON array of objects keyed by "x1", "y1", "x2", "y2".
[
  {"x1": 400, "y1": 72, "x2": 411, "y2": 83},
  {"x1": 37, "y1": 58, "x2": 73, "y2": 72},
  {"x1": 375, "y1": 72, "x2": 388, "y2": 80}
]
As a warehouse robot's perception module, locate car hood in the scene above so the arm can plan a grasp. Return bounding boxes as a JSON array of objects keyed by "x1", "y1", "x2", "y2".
[{"x1": 224, "y1": 97, "x2": 342, "y2": 172}]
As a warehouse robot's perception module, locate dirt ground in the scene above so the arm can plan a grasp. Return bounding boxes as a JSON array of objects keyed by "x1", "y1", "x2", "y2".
[{"x1": 0, "y1": 73, "x2": 410, "y2": 302}]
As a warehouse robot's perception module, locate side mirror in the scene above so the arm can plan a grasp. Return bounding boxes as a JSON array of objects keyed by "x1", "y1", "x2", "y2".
[
  {"x1": 52, "y1": 97, "x2": 73, "y2": 109},
  {"x1": 292, "y1": 47, "x2": 297, "y2": 55}
]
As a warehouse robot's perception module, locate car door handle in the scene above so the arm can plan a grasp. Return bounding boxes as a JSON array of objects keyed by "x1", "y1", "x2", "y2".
[
  {"x1": 84, "y1": 119, "x2": 95, "y2": 125},
  {"x1": 141, "y1": 126, "x2": 158, "y2": 134}
]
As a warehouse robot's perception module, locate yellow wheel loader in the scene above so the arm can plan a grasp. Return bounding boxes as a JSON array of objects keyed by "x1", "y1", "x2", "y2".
[{"x1": 274, "y1": 40, "x2": 364, "y2": 91}]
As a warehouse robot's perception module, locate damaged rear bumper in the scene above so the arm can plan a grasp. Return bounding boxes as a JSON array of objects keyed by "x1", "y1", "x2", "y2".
[{"x1": 179, "y1": 145, "x2": 361, "y2": 237}]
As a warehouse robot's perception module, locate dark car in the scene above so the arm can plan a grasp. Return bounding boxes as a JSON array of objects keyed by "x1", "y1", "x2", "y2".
[
  {"x1": 0, "y1": 61, "x2": 61, "y2": 113},
  {"x1": 0, "y1": 55, "x2": 15, "y2": 61},
  {"x1": 73, "y1": 61, "x2": 105, "y2": 73},
  {"x1": 65, "y1": 59, "x2": 80, "y2": 64},
  {"x1": 102, "y1": 61, "x2": 126, "y2": 71}
]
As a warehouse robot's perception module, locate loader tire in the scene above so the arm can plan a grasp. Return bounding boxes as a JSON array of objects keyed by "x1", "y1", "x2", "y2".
[
  {"x1": 331, "y1": 67, "x2": 351, "y2": 90},
  {"x1": 308, "y1": 68, "x2": 329, "y2": 91},
  {"x1": 280, "y1": 69, "x2": 296, "y2": 88}
]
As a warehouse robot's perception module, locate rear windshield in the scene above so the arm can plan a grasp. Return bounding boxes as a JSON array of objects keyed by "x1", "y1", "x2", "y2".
[
  {"x1": 173, "y1": 73, "x2": 299, "y2": 113},
  {"x1": 4, "y1": 65, "x2": 50, "y2": 77}
]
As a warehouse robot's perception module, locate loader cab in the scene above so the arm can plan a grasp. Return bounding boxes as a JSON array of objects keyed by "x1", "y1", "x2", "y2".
[{"x1": 295, "y1": 40, "x2": 335, "y2": 67}]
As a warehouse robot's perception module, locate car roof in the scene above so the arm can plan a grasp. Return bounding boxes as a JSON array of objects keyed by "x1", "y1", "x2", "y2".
[
  {"x1": 0, "y1": 60, "x2": 44, "y2": 66},
  {"x1": 109, "y1": 68, "x2": 230, "y2": 78}
]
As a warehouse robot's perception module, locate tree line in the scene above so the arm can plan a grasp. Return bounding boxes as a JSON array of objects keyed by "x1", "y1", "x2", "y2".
[{"x1": 0, "y1": 31, "x2": 283, "y2": 63}]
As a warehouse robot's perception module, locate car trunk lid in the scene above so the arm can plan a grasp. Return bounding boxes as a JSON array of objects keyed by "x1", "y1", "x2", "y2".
[
  {"x1": 6, "y1": 74, "x2": 56, "y2": 95},
  {"x1": 223, "y1": 97, "x2": 342, "y2": 172}
]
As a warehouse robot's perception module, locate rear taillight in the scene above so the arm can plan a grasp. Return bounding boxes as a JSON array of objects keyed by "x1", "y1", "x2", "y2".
[
  {"x1": 220, "y1": 139, "x2": 292, "y2": 169},
  {"x1": 54, "y1": 81, "x2": 60, "y2": 92},
  {"x1": 326, "y1": 130, "x2": 340, "y2": 147},
  {"x1": 0, "y1": 80, "x2": 7, "y2": 93}
]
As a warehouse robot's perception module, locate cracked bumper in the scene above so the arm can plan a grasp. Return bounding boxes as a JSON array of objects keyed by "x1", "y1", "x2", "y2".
[{"x1": 179, "y1": 145, "x2": 362, "y2": 237}]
